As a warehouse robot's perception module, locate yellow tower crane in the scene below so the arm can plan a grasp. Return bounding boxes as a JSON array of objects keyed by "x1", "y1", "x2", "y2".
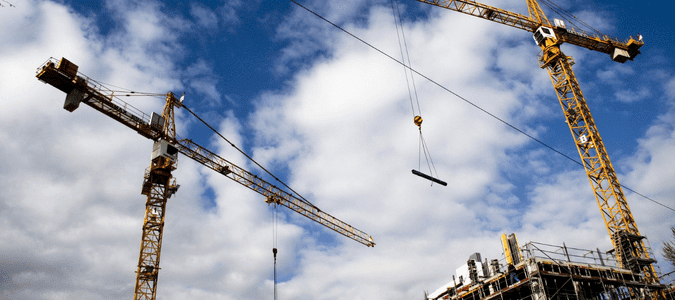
[
  {"x1": 36, "y1": 57, "x2": 375, "y2": 300},
  {"x1": 411, "y1": 0, "x2": 657, "y2": 283}
]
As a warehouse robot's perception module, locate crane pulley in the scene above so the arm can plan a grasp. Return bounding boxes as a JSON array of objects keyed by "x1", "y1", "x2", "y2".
[
  {"x1": 414, "y1": 115, "x2": 423, "y2": 128},
  {"x1": 412, "y1": 0, "x2": 658, "y2": 287},
  {"x1": 390, "y1": 0, "x2": 446, "y2": 187},
  {"x1": 410, "y1": 115, "x2": 447, "y2": 186},
  {"x1": 413, "y1": 0, "x2": 643, "y2": 62},
  {"x1": 36, "y1": 57, "x2": 375, "y2": 300}
]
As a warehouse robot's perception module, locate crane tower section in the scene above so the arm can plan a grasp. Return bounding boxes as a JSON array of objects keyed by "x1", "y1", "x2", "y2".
[
  {"x1": 36, "y1": 57, "x2": 375, "y2": 300},
  {"x1": 412, "y1": 0, "x2": 656, "y2": 286}
]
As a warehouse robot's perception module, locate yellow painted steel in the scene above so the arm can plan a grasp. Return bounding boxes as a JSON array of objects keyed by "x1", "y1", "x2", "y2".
[
  {"x1": 413, "y1": 0, "x2": 643, "y2": 59},
  {"x1": 36, "y1": 58, "x2": 375, "y2": 300},
  {"x1": 133, "y1": 93, "x2": 181, "y2": 300},
  {"x1": 501, "y1": 234, "x2": 513, "y2": 265},
  {"x1": 538, "y1": 42, "x2": 659, "y2": 283},
  {"x1": 414, "y1": 0, "x2": 538, "y2": 32},
  {"x1": 525, "y1": 0, "x2": 549, "y2": 26},
  {"x1": 414, "y1": 115, "x2": 423, "y2": 127},
  {"x1": 176, "y1": 138, "x2": 375, "y2": 247},
  {"x1": 134, "y1": 157, "x2": 177, "y2": 300},
  {"x1": 501, "y1": 233, "x2": 522, "y2": 265},
  {"x1": 412, "y1": 0, "x2": 658, "y2": 286}
]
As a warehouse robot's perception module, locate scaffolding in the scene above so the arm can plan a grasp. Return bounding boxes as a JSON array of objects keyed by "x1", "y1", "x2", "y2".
[{"x1": 427, "y1": 241, "x2": 675, "y2": 300}]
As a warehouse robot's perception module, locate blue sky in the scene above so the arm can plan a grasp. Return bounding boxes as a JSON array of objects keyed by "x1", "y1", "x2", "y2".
[{"x1": 1, "y1": 0, "x2": 674, "y2": 299}]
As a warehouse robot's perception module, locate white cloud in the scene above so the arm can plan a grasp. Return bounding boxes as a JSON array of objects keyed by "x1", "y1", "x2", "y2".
[
  {"x1": 614, "y1": 86, "x2": 652, "y2": 103},
  {"x1": 184, "y1": 59, "x2": 222, "y2": 106},
  {"x1": 253, "y1": 2, "x2": 675, "y2": 298},
  {"x1": 596, "y1": 64, "x2": 636, "y2": 83},
  {"x1": 560, "y1": 9, "x2": 614, "y2": 34},
  {"x1": 1, "y1": 1, "x2": 673, "y2": 299},
  {"x1": 665, "y1": 76, "x2": 675, "y2": 100},
  {"x1": 191, "y1": 3, "x2": 219, "y2": 29},
  {"x1": 250, "y1": 4, "x2": 568, "y2": 299},
  {"x1": 218, "y1": 0, "x2": 243, "y2": 27},
  {"x1": 0, "y1": 1, "x2": 258, "y2": 299},
  {"x1": 622, "y1": 96, "x2": 675, "y2": 267}
]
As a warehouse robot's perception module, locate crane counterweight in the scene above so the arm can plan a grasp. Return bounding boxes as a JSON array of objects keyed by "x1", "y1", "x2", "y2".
[
  {"x1": 36, "y1": 57, "x2": 375, "y2": 300},
  {"x1": 412, "y1": 0, "x2": 661, "y2": 297}
]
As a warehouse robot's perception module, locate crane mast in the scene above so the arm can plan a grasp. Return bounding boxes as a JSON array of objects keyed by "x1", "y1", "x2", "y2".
[
  {"x1": 533, "y1": 10, "x2": 657, "y2": 285},
  {"x1": 413, "y1": 0, "x2": 658, "y2": 284},
  {"x1": 36, "y1": 57, "x2": 375, "y2": 300},
  {"x1": 133, "y1": 93, "x2": 182, "y2": 300}
]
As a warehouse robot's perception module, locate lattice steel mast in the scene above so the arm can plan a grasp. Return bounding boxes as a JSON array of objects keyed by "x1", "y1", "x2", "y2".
[
  {"x1": 36, "y1": 57, "x2": 375, "y2": 300},
  {"x1": 412, "y1": 0, "x2": 657, "y2": 283}
]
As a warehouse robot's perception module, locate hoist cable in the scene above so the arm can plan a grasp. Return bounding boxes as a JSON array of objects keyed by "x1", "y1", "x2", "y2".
[
  {"x1": 0, "y1": 1, "x2": 16, "y2": 8},
  {"x1": 274, "y1": 204, "x2": 278, "y2": 249},
  {"x1": 391, "y1": 0, "x2": 439, "y2": 180},
  {"x1": 289, "y1": 0, "x2": 675, "y2": 212},
  {"x1": 539, "y1": 0, "x2": 603, "y2": 37},
  {"x1": 89, "y1": 79, "x2": 165, "y2": 97},
  {"x1": 290, "y1": 0, "x2": 593, "y2": 166},
  {"x1": 418, "y1": 129, "x2": 439, "y2": 183},
  {"x1": 394, "y1": 0, "x2": 422, "y2": 117},
  {"x1": 418, "y1": 129, "x2": 423, "y2": 171},
  {"x1": 541, "y1": 0, "x2": 595, "y2": 33},
  {"x1": 390, "y1": 0, "x2": 418, "y2": 117},
  {"x1": 182, "y1": 104, "x2": 315, "y2": 207}
]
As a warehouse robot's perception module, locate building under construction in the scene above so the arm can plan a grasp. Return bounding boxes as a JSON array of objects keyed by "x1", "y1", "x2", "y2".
[
  {"x1": 427, "y1": 234, "x2": 675, "y2": 300},
  {"x1": 414, "y1": 0, "x2": 675, "y2": 299}
]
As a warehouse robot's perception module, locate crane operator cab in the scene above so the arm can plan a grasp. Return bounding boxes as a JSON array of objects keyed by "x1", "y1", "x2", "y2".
[
  {"x1": 533, "y1": 26, "x2": 557, "y2": 46},
  {"x1": 152, "y1": 139, "x2": 178, "y2": 162}
]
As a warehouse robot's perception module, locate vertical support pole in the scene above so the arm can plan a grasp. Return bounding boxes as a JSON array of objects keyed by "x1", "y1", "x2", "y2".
[
  {"x1": 528, "y1": 260, "x2": 547, "y2": 300},
  {"x1": 452, "y1": 275, "x2": 457, "y2": 297},
  {"x1": 563, "y1": 242, "x2": 571, "y2": 262},
  {"x1": 596, "y1": 248, "x2": 605, "y2": 266}
]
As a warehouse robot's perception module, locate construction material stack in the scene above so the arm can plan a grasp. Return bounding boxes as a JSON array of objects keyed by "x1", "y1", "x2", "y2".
[
  {"x1": 410, "y1": 0, "x2": 672, "y2": 298},
  {"x1": 427, "y1": 234, "x2": 673, "y2": 300}
]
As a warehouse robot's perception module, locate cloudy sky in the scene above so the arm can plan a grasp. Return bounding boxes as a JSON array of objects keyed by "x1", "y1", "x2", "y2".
[{"x1": 1, "y1": 0, "x2": 674, "y2": 299}]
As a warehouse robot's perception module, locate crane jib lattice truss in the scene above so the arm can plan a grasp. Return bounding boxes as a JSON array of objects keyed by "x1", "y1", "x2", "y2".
[
  {"x1": 412, "y1": 0, "x2": 661, "y2": 289},
  {"x1": 36, "y1": 57, "x2": 375, "y2": 300}
]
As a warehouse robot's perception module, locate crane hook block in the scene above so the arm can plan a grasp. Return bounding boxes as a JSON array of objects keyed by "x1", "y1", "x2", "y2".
[
  {"x1": 412, "y1": 169, "x2": 447, "y2": 186},
  {"x1": 414, "y1": 115, "x2": 423, "y2": 127}
]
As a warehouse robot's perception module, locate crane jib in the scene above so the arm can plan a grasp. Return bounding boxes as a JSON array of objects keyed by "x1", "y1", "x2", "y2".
[
  {"x1": 413, "y1": 0, "x2": 656, "y2": 286},
  {"x1": 36, "y1": 57, "x2": 375, "y2": 249},
  {"x1": 176, "y1": 138, "x2": 376, "y2": 247}
]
